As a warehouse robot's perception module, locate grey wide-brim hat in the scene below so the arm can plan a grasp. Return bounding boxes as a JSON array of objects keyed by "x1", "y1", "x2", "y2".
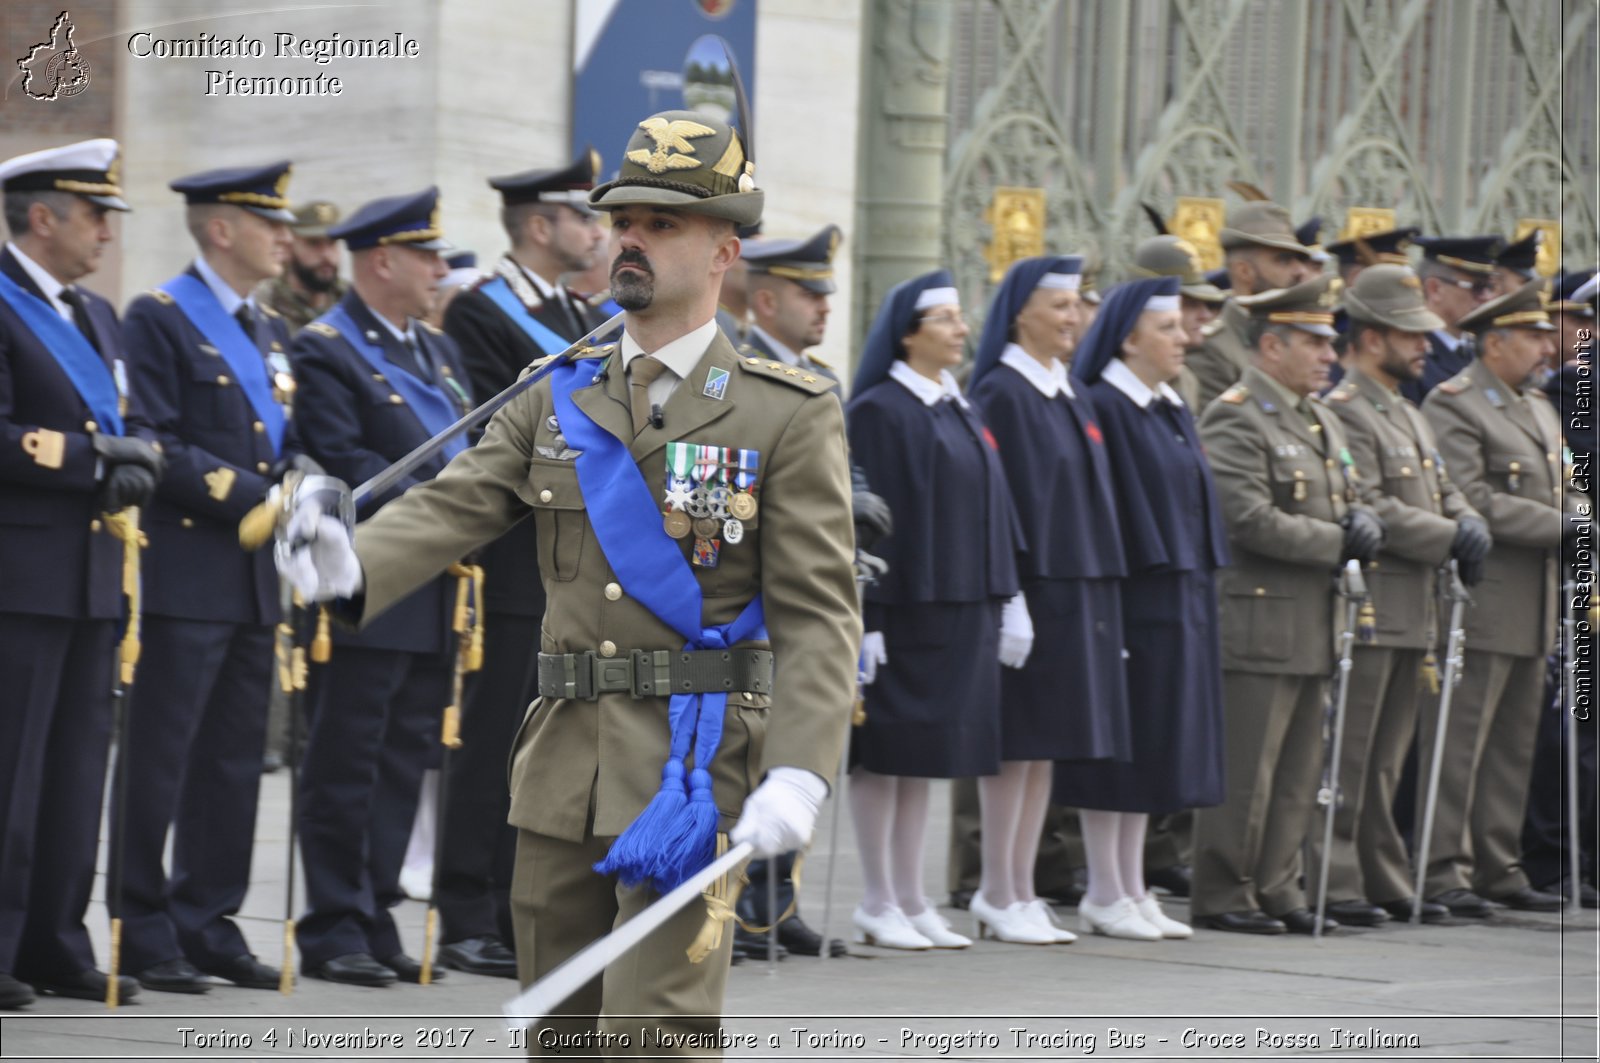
[
  {"x1": 1343, "y1": 264, "x2": 1445, "y2": 332},
  {"x1": 1131, "y1": 235, "x2": 1227, "y2": 302},
  {"x1": 1220, "y1": 201, "x2": 1313, "y2": 256},
  {"x1": 588, "y1": 110, "x2": 763, "y2": 227}
]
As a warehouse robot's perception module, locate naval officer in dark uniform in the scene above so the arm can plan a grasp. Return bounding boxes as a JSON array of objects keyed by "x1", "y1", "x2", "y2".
[
  {"x1": 0, "y1": 140, "x2": 157, "y2": 1006},
  {"x1": 432, "y1": 154, "x2": 606, "y2": 979},
  {"x1": 1411, "y1": 235, "x2": 1501, "y2": 403},
  {"x1": 290, "y1": 187, "x2": 473, "y2": 986},
  {"x1": 117, "y1": 162, "x2": 311, "y2": 994}
]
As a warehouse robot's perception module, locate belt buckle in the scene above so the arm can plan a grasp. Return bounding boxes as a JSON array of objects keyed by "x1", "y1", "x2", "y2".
[
  {"x1": 589, "y1": 653, "x2": 634, "y2": 697},
  {"x1": 628, "y1": 649, "x2": 673, "y2": 699}
]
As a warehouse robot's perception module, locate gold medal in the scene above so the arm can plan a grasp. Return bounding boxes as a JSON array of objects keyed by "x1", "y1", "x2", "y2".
[
  {"x1": 693, "y1": 516, "x2": 721, "y2": 540},
  {"x1": 663, "y1": 510, "x2": 692, "y2": 539},
  {"x1": 729, "y1": 492, "x2": 757, "y2": 521}
]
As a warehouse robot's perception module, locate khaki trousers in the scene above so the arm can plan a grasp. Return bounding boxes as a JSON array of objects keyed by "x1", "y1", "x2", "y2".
[
  {"x1": 1192, "y1": 671, "x2": 1327, "y2": 917},
  {"x1": 512, "y1": 827, "x2": 734, "y2": 1058},
  {"x1": 1416, "y1": 650, "x2": 1544, "y2": 898},
  {"x1": 1306, "y1": 646, "x2": 1425, "y2": 905}
]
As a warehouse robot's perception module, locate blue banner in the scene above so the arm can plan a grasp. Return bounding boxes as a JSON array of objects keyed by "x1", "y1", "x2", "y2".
[
  {"x1": 0, "y1": 270, "x2": 122, "y2": 435},
  {"x1": 322, "y1": 306, "x2": 467, "y2": 462},
  {"x1": 478, "y1": 276, "x2": 572, "y2": 357},
  {"x1": 160, "y1": 274, "x2": 285, "y2": 454}
]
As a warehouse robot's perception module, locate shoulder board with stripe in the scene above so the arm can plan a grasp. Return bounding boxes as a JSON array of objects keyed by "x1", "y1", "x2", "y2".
[
  {"x1": 1434, "y1": 373, "x2": 1471, "y2": 395},
  {"x1": 1219, "y1": 384, "x2": 1249, "y2": 404},
  {"x1": 145, "y1": 288, "x2": 174, "y2": 305},
  {"x1": 737, "y1": 357, "x2": 836, "y2": 394},
  {"x1": 304, "y1": 321, "x2": 340, "y2": 338}
]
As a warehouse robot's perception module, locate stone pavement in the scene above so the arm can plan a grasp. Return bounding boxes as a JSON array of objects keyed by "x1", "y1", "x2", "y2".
[{"x1": 1, "y1": 777, "x2": 1594, "y2": 1061}]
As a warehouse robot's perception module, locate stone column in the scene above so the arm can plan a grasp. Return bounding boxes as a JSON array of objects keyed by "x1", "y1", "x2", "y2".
[{"x1": 851, "y1": 0, "x2": 955, "y2": 362}]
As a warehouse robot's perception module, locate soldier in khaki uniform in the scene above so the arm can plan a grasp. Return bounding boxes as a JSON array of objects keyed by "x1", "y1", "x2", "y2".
[
  {"x1": 1186, "y1": 200, "x2": 1319, "y2": 412},
  {"x1": 1313, "y1": 265, "x2": 1487, "y2": 927},
  {"x1": 255, "y1": 200, "x2": 346, "y2": 334},
  {"x1": 1417, "y1": 280, "x2": 1571, "y2": 917},
  {"x1": 278, "y1": 110, "x2": 859, "y2": 1054},
  {"x1": 1191, "y1": 276, "x2": 1385, "y2": 935}
]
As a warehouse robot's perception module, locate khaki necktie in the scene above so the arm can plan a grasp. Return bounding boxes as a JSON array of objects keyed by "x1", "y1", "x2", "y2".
[{"x1": 629, "y1": 355, "x2": 668, "y2": 436}]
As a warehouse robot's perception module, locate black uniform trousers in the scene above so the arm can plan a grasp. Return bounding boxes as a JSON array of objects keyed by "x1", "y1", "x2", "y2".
[
  {"x1": 0, "y1": 615, "x2": 114, "y2": 980},
  {"x1": 435, "y1": 611, "x2": 537, "y2": 946},
  {"x1": 296, "y1": 646, "x2": 450, "y2": 966},
  {"x1": 114, "y1": 617, "x2": 273, "y2": 970},
  {"x1": 1521, "y1": 652, "x2": 1598, "y2": 892}
]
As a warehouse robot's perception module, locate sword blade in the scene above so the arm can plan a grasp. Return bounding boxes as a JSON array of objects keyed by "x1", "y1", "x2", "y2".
[
  {"x1": 352, "y1": 311, "x2": 624, "y2": 507},
  {"x1": 502, "y1": 841, "x2": 754, "y2": 1028}
]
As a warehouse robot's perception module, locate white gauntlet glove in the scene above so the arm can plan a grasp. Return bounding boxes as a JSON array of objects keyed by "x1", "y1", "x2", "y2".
[
  {"x1": 273, "y1": 475, "x2": 363, "y2": 602},
  {"x1": 998, "y1": 592, "x2": 1034, "y2": 669},
  {"x1": 730, "y1": 767, "x2": 828, "y2": 857},
  {"x1": 859, "y1": 631, "x2": 887, "y2": 686}
]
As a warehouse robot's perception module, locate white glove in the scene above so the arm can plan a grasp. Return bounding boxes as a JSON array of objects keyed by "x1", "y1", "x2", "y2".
[
  {"x1": 859, "y1": 631, "x2": 887, "y2": 685},
  {"x1": 276, "y1": 499, "x2": 363, "y2": 602},
  {"x1": 730, "y1": 767, "x2": 828, "y2": 858},
  {"x1": 998, "y1": 592, "x2": 1034, "y2": 669}
]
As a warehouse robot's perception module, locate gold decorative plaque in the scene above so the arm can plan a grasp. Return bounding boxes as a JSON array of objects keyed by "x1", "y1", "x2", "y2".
[
  {"x1": 985, "y1": 187, "x2": 1047, "y2": 282},
  {"x1": 1514, "y1": 218, "x2": 1560, "y2": 278},
  {"x1": 1171, "y1": 197, "x2": 1225, "y2": 272},
  {"x1": 1339, "y1": 207, "x2": 1397, "y2": 242}
]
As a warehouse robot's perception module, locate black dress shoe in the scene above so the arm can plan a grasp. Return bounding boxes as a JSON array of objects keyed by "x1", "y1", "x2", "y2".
[
  {"x1": 1377, "y1": 897, "x2": 1450, "y2": 924},
  {"x1": 136, "y1": 958, "x2": 210, "y2": 994},
  {"x1": 437, "y1": 936, "x2": 517, "y2": 979},
  {"x1": 1492, "y1": 885, "x2": 1564, "y2": 912},
  {"x1": 1276, "y1": 908, "x2": 1339, "y2": 935},
  {"x1": 200, "y1": 954, "x2": 280, "y2": 990},
  {"x1": 1146, "y1": 864, "x2": 1192, "y2": 898},
  {"x1": 775, "y1": 915, "x2": 846, "y2": 957},
  {"x1": 1429, "y1": 888, "x2": 1496, "y2": 918},
  {"x1": 0, "y1": 973, "x2": 35, "y2": 1009},
  {"x1": 1196, "y1": 911, "x2": 1287, "y2": 935},
  {"x1": 1325, "y1": 900, "x2": 1389, "y2": 927},
  {"x1": 306, "y1": 953, "x2": 396, "y2": 987},
  {"x1": 729, "y1": 928, "x2": 788, "y2": 963},
  {"x1": 948, "y1": 889, "x2": 975, "y2": 911},
  {"x1": 380, "y1": 953, "x2": 441, "y2": 984},
  {"x1": 27, "y1": 969, "x2": 139, "y2": 1001}
]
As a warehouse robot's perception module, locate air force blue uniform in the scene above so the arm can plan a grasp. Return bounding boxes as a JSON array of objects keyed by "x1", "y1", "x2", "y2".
[{"x1": 292, "y1": 287, "x2": 471, "y2": 969}]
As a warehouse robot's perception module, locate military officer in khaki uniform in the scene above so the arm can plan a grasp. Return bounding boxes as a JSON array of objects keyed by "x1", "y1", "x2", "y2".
[
  {"x1": 1417, "y1": 280, "x2": 1571, "y2": 917},
  {"x1": 1313, "y1": 265, "x2": 1486, "y2": 927},
  {"x1": 278, "y1": 110, "x2": 859, "y2": 1054},
  {"x1": 255, "y1": 200, "x2": 346, "y2": 334},
  {"x1": 1186, "y1": 200, "x2": 1319, "y2": 412},
  {"x1": 1191, "y1": 276, "x2": 1384, "y2": 935}
]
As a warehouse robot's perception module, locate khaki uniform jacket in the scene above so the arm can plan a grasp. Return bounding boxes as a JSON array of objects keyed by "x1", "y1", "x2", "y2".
[
  {"x1": 1200, "y1": 365, "x2": 1375, "y2": 676},
  {"x1": 1188, "y1": 300, "x2": 1252, "y2": 412},
  {"x1": 347, "y1": 330, "x2": 862, "y2": 842},
  {"x1": 1422, "y1": 358, "x2": 1568, "y2": 658},
  {"x1": 1325, "y1": 367, "x2": 1479, "y2": 649}
]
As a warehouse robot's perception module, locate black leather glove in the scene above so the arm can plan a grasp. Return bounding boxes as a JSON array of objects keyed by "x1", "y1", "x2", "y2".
[
  {"x1": 1340, "y1": 509, "x2": 1386, "y2": 563},
  {"x1": 92, "y1": 432, "x2": 165, "y2": 479},
  {"x1": 852, "y1": 489, "x2": 893, "y2": 550},
  {"x1": 102, "y1": 462, "x2": 157, "y2": 511},
  {"x1": 1456, "y1": 556, "x2": 1486, "y2": 587},
  {"x1": 854, "y1": 547, "x2": 889, "y2": 585},
  {"x1": 270, "y1": 452, "x2": 325, "y2": 483},
  {"x1": 1450, "y1": 515, "x2": 1492, "y2": 564}
]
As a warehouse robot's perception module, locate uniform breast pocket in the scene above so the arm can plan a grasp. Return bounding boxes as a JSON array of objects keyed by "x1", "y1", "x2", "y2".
[
  {"x1": 1270, "y1": 456, "x2": 1323, "y2": 511},
  {"x1": 516, "y1": 458, "x2": 586, "y2": 581},
  {"x1": 1486, "y1": 450, "x2": 1542, "y2": 497},
  {"x1": 1221, "y1": 586, "x2": 1294, "y2": 662},
  {"x1": 187, "y1": 356, "x2": 239, "y2": 428}
]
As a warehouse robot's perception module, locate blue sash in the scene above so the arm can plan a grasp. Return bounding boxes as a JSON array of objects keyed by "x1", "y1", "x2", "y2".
[
  {"x1": 549, "y1": 360, "x2": 767, "y2": 892},
  {"x1": 323, "y1": 306, "x2": 467, "y2": 462},
  {"x1": 160, "y1": 274, "x2": 285, "y2": 454},
  {"x1": 0, "y1": 270, "x2": 123, "y2": 435},
  {"x1": 479, "y1": 276, "x2": 571, "y2": 356}
]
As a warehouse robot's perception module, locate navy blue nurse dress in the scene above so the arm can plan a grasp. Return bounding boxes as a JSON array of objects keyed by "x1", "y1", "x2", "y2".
[
  {"x1": 846, "y1": 376, "x2": 1022, "y2": 778},
  {"x1": 1054, "y1": 376, "x2": 1231, "y2": 812},
  {"x1": 970, "y1": 360, "x2": 1131, "y2": 762}
]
